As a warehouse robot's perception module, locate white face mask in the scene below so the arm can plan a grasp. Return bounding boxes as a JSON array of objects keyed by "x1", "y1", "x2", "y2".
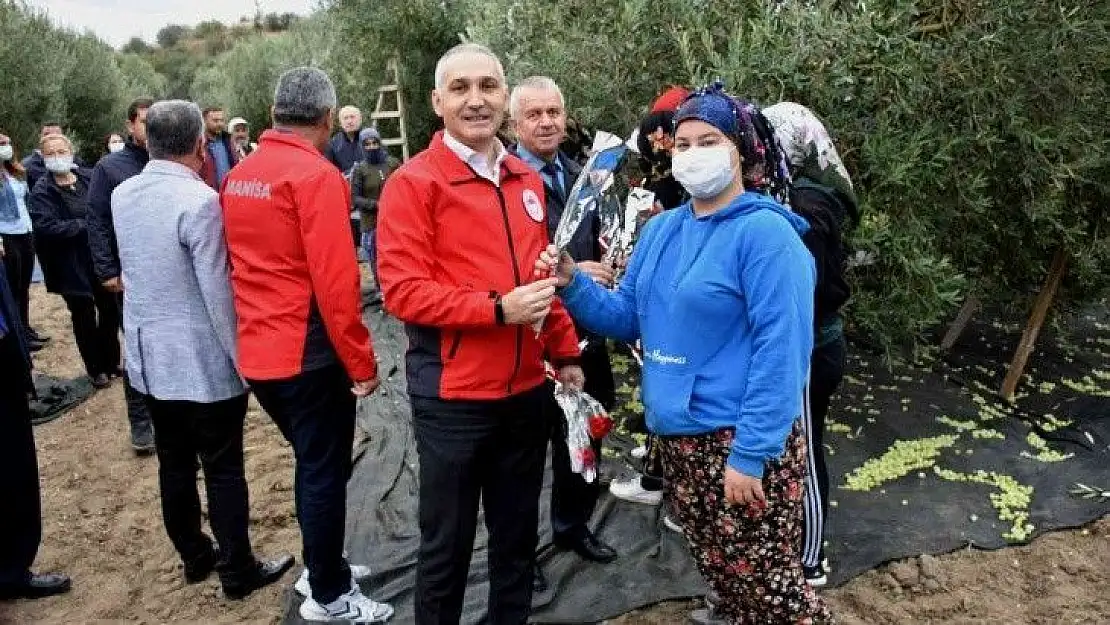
[
  {"x1": 108, "y1": 141, "x2": 125, "y2": 153},
  {"x1": 671, "y1": 145, "x2": 736, "y2": 200},
  {"x1": 0, "y1": 145, "x2": 12, "y2": 161},
  {"x1": 45, "y1": 155, "x2": 74, "y2": 174}
]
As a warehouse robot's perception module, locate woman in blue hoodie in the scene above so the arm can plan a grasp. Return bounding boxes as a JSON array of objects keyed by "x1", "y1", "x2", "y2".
[{"x1": 537, "y1": 84, "x2": 829, "y2": 623}]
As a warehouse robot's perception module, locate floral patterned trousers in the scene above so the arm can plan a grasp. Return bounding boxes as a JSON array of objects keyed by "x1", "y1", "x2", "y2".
[{"x1": 659, "y1": 422, "x2": 832, "y2": 624}]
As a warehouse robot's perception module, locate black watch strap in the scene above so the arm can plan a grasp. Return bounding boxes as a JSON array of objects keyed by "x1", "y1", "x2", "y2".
[{"x1": 494, "y1": 295, "x2": 506, "y2": 325}]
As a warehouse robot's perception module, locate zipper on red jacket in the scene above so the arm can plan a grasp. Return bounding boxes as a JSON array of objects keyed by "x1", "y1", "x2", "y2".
[
  {"x1": 447, "y1": 330, "x2": 462, "y2": 359},
  {"x1": 493, "y1": 185, "x2": 524, "y2": 396}
]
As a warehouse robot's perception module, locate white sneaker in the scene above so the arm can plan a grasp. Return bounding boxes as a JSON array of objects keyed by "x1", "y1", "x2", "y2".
[
  {"x1": 630, "y1": 445, "x2": 648, "y2": 459},
  {"x1": 663, "y1": 515, "x2": 682, "y2": 533},
  {"x1": 294, "y1": 564, "x2": 373, "y2": 597},
  {"x1": 609, "y1": 475, "x2": 664, "y2": 505},
  {"x1": 299, "y1": 586, "x2": 394, "y2": 623}
]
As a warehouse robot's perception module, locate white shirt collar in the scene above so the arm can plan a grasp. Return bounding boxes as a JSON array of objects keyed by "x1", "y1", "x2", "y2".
[{"x1": 442, "y1": 131, "x2": 507, "y2": 186}]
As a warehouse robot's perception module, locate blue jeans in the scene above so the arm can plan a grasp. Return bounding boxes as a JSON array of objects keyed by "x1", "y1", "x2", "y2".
[{"x1": 364, "y1": 228, "x2": 378, "y2": 278}]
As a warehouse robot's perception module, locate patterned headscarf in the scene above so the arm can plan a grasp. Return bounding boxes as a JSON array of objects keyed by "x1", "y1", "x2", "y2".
[
  {"x1": 763, "y1": 102, "x2": 857, "y2": 207},
  {"x1": 673, "y1": 81, "x2": 793, "y2": 205}
]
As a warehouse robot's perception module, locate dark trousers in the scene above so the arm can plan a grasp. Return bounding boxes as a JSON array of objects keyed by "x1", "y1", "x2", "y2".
[
  {"x1": 0, "y1": 233, "x2": 34, "y2": 335},
  {"x1": 63, "y1": 287, "x2": 121, "y2": 377},
  {"x1": 548, "y1": 344, "x2": 613, "y2": 537},
  {"x1": 114, "y1": 292, "x2": 153, "y2": 438},
  {"x1": 350, "y1": 218, "x2": 361, "y2": 250},
  {"x1": 0, "y1": 334, "x2": 41, "y2": 589},
  {"x1": 147, "y1": 393, "x2": 254, "y2": 578},
  {"x1": 250, "y1": 363, "x2": 355, "y2": 604},
  {"x1": 365, "y1": 227, "x2": 378, "y2": 278},
  {"x1": 412, "y1": 385, "x2": 549, "y2": 625},
  {"x1": 802, "y1": 335, "x2": 846, "y2": 568}
]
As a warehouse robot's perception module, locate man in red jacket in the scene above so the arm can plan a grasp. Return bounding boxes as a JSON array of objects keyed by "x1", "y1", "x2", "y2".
[
  {"x1": 376, "y1": 43, "x2": 583, "y2": 624},
  {"x1": 220, "y1": 67, "x2": 393, "y2": 624}
]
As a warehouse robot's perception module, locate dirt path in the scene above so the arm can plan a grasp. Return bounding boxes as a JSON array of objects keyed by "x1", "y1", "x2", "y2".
[{"x1": 1, "y1": 284, "x2": 1107, "y2": 624}]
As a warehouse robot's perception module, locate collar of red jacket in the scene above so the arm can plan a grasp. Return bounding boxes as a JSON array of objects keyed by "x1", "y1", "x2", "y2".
[
  {"x1": 258, "y1": 128, "x2": 326, "y2": 157},
  {"x1": 428, "y1": 130, "x2": 532, "y2": 184}
]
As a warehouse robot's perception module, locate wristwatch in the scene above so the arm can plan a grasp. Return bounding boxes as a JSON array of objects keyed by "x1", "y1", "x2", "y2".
[{"x1": 494, "y1": 294, "x2": 506, "y2": 325}]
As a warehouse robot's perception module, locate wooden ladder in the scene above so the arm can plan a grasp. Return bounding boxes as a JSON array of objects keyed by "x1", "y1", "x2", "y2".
[{"x1": 371, "y1": 58, "x2": 410, "y2": 161}]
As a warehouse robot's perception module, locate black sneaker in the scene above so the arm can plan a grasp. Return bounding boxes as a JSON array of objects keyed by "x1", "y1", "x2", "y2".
[
  {"x1": 803, "y1": 564, "x2": 828, "y2": 587},
  {"x1": 91, "y1": 373, "x2": 112, "y2": 389}
]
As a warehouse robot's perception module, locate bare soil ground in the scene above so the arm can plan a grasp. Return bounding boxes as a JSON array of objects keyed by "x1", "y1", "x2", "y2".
[{"x1": 1, "y1": 284, "x2": 1107, "y2": 624}]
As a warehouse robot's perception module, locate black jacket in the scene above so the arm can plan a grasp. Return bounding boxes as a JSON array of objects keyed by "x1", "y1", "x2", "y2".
[
  {"x1": 28, "y1": 168, "x2": 97, "y2": 297},
  {"x1": 0, "y1": 262, "x2": 33, "y2": 393},
  {"x1": 87, "y1": 140, "x2": 148, "y2": 281},
  {"x1": 791, "y1": 178, "x2": 852, "y2": 331}
]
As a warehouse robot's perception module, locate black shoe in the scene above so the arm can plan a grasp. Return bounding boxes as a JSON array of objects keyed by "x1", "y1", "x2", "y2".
[
  {"x1": 554, "y1": 530, "x2": 618, "y2": 563},
  {"x1": 221, "y1": 555, "x2": 295, "y2": 600},
  {"x1": 183, "y1": 546, "x2": 219, "y2": 584},
  {"x1": 0, "y1": 572, "x2": 72, "y2": 600},
  {"x1": 27, "y1": 339, "x2": 45, "y2": 353},
  {"x1": 130, "y1": 421, "x2": 156, "y2": 455},
  {"x1": 532, "y1": 563, "x2": 548, "y2": 594},
  {"x1": 26, "y1": 329, "x2": 49, "y2": 343},
  {"x1": 91, "y1": 373, "x2": 112, "y2": 389}
]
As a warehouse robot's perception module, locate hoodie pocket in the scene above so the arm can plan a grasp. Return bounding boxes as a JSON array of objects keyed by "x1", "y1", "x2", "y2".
[{"x1": 641, "y1": 367, "x2": 697, "y2": 432}]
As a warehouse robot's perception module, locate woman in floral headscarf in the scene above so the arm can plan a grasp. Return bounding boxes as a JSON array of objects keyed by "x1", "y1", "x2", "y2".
[{"x1": 539, "y1": 82, "x2": 830, "y2": 624}]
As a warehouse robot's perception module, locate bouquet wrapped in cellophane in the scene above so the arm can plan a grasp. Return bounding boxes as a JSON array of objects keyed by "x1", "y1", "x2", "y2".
[
  {"x1": 534, "y1": 131, "x2": 631, "y2": 335},
  {"x1": 551, "y1": 381, "x2": 614, "y2": 483}
]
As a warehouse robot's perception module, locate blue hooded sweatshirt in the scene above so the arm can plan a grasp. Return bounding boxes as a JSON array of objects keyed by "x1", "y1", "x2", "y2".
[{"x1": 560, "y1": 191, "x2": 815, "y2": 478}]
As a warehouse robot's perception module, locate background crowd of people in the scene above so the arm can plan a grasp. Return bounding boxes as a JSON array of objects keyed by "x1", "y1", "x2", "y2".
[{"x1": 1, "y1": 37, "x2": 857, "y2": 625}]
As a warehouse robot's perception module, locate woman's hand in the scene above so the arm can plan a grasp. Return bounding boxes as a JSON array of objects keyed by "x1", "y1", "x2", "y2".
[
  {"x1": 724, "y1": 466, "x2": 765, "y2": 507},
  {"x1": 534, "y1": 245, "x2": 577, "y2": 288},
  {"x1": 576, "y1": 261, "x2": 615, "y2": 288}
]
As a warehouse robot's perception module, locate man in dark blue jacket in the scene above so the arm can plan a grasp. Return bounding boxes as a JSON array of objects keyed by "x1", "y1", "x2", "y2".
[
  {"x1": 323, "y1": 105, "x2": 365, "y2": 176},
  {"x1": 509, "y1": 77, "x2": 618, "y2": 590},
  {"x1": 0, "y1": 264, "x2": 71, "y2": 600},
  {"x1": 86, "y1": 96, "x2": 155, "y2": 454},
  {"x1": 325, "y1": 105, "x2": 366, "y2": 252}
]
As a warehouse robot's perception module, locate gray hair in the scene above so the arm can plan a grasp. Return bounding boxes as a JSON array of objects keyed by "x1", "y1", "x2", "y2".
[
  {"x1": 146, "y1": 100, "x2": 204, "y2": 160},
  {"x1": 273, "y1": 66, "x2": 337, "y2": 126},
  {"x1": 434, "y1": 43, "x2": 505, "y2": 90},
  {"x1": 509, "y1": 75, "x2": 564, "y2": 120}
]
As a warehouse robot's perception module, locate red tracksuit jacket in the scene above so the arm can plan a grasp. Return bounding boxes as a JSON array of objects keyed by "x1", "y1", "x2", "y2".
[
  {"x1": 220, "y1": 129, "x2": 376, "y2": 382},
  {"x1": 376, "y1": 132, "x2": 580, "y2": 400}
]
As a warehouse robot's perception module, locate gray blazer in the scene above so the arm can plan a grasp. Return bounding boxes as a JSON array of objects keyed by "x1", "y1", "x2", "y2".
[{"x1": 112, "y1": 160, "x2": 246, "y2": 402}]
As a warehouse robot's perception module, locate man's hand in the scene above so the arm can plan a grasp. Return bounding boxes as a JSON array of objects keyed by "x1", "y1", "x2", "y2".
[
  {"x1": 724, "y1": 466, "x2": 766, "y2": 507},
  {"x1": 102, "y1": 277, "x2": 122, "y2": 293},
  {"x1": 534, "y1": 245, "x2": 577, "y2": 288},
  {"x1": 351, "y1": 377, "x2": 380, "y2": 397},
  {"x1": 577, "y1": 261, "x2": 615, "y2": 288},
  {"x1": 501, "y1": 277, "x2": 558, "y2": 325},
  {"x1": 557, "y1": 364, "x2": 585, "y2": 392}
]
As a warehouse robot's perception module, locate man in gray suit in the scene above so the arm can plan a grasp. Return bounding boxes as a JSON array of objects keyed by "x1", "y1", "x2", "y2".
[{"x1": 111, "y1": 100, "x2": 294, "y2": 599}]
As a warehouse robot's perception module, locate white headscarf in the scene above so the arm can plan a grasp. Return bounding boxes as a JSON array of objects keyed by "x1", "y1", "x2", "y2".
[{"x1": 763, "y1": 101, "x2": 853, "y2": 191}]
